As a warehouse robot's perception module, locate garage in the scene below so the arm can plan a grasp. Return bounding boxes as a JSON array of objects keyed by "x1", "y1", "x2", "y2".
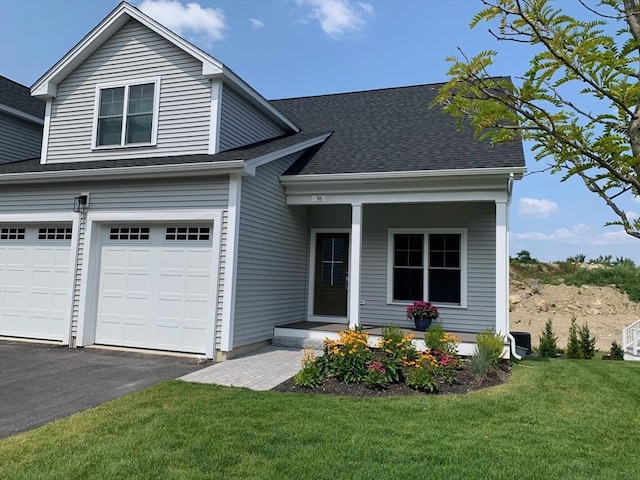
[
  {"x1": 95, "y1": 223, "x2": 215, "y2": 354},
  {"x1": 0, "y1": 225, "x2": 73, "y2": 341}
]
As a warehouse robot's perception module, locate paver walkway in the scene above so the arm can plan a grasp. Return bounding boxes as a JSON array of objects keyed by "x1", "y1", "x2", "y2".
[{"x1": 180, "y1": 346, "x2": 310, "y2": 391}]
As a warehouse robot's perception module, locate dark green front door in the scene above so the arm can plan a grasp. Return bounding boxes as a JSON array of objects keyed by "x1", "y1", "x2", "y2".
[{"x1": 314, "y1": 233, "x2": 349, "y2": 316}]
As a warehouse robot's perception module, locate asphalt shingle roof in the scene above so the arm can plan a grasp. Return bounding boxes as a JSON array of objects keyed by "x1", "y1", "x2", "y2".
[
  {"x1": 272, "y1": 82, "x2": 526, "y2": 175},
  {"x1": 0, "y1": 130, "x2": 327, "y2": 175},
  {"x1": 0, "y1": 81, "x2": 525, "y2": 177},
  {"x1": 0, "y1": 76, "x2": 45, "y2": 119}
]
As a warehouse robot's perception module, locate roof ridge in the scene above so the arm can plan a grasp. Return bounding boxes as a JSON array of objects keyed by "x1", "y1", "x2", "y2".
[{"x1": 270, "y1": 76, "x2": 511, "y2": 102}]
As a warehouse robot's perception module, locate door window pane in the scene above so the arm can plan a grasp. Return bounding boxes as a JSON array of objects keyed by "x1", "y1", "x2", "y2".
[{"x1": 320, "y1": 238, "x2": 345, "y2": 286}]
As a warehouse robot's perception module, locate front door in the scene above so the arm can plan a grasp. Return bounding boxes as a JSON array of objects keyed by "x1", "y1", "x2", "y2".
[{"x1": 314, "y1": 233, "x2": 349, "y2": 316}]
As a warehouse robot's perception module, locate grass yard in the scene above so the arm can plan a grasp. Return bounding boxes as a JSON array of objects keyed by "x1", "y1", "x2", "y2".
[{"x1": 1, "y1": 359, "x2": 638, "y2": 480}]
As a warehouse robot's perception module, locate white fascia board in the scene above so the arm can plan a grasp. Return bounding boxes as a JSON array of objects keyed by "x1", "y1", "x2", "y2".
[
  {"x1": 286, "y1": 189, "x2": 510, "y2": 205},
  {"x1": 243, "y1": 133, "x2": 332, "y2": 175},
  {"x1": 0, "y1": 160, "x2": 245, "y2": 184},
  {"x1": 31, "y1": 2, "x2": 223, "y2": 98},
  {"x1": 280, "y1": 166, "x2": 527, "y2": 185},
  {"x1": 0, "y1": 104, "x2": 44, "y2": 125},
  {"x1": 214, "y1": 69, "x2": 299, "y2": 133}
]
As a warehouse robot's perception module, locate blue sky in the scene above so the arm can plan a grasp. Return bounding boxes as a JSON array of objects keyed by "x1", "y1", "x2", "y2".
[{"x1": 1, "y1": 0, "x2": 638, "y2": 262}]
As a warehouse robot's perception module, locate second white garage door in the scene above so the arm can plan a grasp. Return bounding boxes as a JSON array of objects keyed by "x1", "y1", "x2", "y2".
[
  {"x1": 95, "y1": 224, "x2": 215, "y2": 354},
  {"x1": 0, "y1": 225, "x2": 73, "y2": 342}
]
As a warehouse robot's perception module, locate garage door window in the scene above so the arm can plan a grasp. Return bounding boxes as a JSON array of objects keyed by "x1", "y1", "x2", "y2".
[
  {"x1": 0, "y1": 227, "x2": 26, "y2": 240},
  {"x1": 38, "y1": 227, "x2": 72, "y2": 240},
  {"x1": 109, "y1": 227, "x2": 150, "y2": 240},
  {"x1": 165, "y1": 226, "x2": 210, "y2": 241}
]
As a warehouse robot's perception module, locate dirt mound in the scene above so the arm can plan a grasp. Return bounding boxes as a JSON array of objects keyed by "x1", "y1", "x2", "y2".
[{"x1": 510, "y1": 274, "x2": 640, "y2": 351}]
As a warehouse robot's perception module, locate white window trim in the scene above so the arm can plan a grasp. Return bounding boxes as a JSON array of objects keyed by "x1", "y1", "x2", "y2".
[
  {"x1": 90, "y1": 77, "x2": 161, "y2": 150},
  {"x1": 386, "y1": 228, "x2": 468, "y2": 309}
]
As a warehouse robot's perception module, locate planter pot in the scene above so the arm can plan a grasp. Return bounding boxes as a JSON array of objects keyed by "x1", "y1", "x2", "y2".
[{"x1": 414, "y1": 317, "x2": 433, "y2": 332}]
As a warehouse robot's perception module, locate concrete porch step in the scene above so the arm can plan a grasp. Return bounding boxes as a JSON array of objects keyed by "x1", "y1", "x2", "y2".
[{"x1": 273, "y1": 321, "x2": 480, "y2": 356}]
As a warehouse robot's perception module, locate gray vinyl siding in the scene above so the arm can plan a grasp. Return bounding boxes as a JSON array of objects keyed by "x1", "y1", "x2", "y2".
[
  {"x1": 360, "y1": 203, "x2": 496, "y2": 333},
  {"x1": 0, "y1": 112, "x2": 42, "y2": 163},
  {"x1": 215, "y1": 210, "x2": 228, "y2": 349},
  {"x1": 307, "y1": 203, "x2": 496, "y2": 333},
  {"x1": 233, "y1": 153, "x2": 309, "y2": 347},
  {"x1": 0, "y1": 176, "x2": 229, "y2": 212},
  {"x1": 218, "y1": 86, "x2": 287, "y2": 152},
  {"x1": 71, "y1": 213, "x2": 87, "y2": 336},
  {"x1": 46, "y1": 19, "x2": 212, "y2": 162}
]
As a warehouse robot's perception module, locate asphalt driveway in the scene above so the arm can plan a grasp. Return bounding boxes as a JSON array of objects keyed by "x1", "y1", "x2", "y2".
[{"x1": 0, "y1": 340, "x2": 210, "y2": 439}]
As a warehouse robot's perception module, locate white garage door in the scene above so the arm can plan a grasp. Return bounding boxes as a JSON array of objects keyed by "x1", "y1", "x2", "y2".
[
  {"x1": 0, "y1": 225, "x2": 73, "y2": 341},
  {"x1": 95, "y1": 224, "x2": 214, "y2": 354}
]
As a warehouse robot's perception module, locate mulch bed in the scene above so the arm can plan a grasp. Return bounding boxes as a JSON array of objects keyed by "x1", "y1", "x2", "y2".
[{"x1": 272, "y1": 361, "x2": 512, "y2": 397}]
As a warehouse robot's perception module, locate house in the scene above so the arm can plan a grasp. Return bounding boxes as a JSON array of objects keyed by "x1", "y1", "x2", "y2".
[
  {"x1": 0, "y1": 76, "x2": 45, "y2": 163},
  {"x1": 0, "y1": 1, "x2": 526, "y2": 360}
]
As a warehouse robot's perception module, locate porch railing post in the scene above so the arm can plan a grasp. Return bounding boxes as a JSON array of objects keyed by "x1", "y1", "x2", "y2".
[{"x1": 348, "y1": 203, "x2": 363, "y2": 329}]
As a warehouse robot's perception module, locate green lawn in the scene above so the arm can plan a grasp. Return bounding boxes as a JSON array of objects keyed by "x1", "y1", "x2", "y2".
[{"x1": 1, "y1": 359, "x2": 639, "y2": 480}]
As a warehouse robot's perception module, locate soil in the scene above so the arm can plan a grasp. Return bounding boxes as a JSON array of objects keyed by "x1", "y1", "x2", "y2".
[
  {"x1": 273, "y1": 361, "x2": 512, "y2": 397},
  {"x1": 509, "y1": 273, "x2": 640, "y2": 351}
]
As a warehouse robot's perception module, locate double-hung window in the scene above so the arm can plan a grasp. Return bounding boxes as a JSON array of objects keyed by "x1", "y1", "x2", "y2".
[
  {"x1": 388, "y1": 229, "x2": 466, "y2": 306},
  {"x1": 94, "y1": 79, "x2": 160, "y2": 148}
]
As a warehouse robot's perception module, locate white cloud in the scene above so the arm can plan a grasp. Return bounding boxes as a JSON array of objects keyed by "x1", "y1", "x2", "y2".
[
  {"x1": 627, "y1": 210, "x2": 639, "y2": 220},
  {"x1": 511, "y1": 223, "x2": 636, "y2": 246},
  {"x1": 633, "y1": 195, "x2": 640, "y2": 203},
  {"x1": 250, "y1": 18, "x2": 265, "y2": 30},
  {"x1": 517, "y1": 197, "x2": 559, "y2": 219},
  {"x1": 138, "y1": 0, "x2": 227, "y2": 45},
  {"x1": 296, "y1": 0, "x2": 373, "y2": 39}
]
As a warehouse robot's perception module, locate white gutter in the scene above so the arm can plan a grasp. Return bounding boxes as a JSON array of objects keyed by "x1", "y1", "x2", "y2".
[
  {"x1": 243, "y1": 133, "x2": 332, "y2": 175},
  {"x1": 280, "y1": 166, "x2": 527, "y2": 184},
  {"x1": 0, "y1": 160, "x2": 245, "y2": 184},
  {"x1": 0, "y1": 104, "x2": 44, "y2": 125}
]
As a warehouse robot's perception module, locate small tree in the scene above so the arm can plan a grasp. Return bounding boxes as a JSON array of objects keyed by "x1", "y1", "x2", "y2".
[
  {"x1": 538, "y1": 319, "x2": 558, "y2": 357},
  {"x1": 566, "y1": 317, "x2": 582, "y2": 359},
  {"x1": 579, "y1": 323, "x2": 597, "y2": 359},
  {"x1": 514, "y1": 250, "x2": 538, "y2": 264},
  {"x1": 435, "y1": 0, "x2": 640, "y2": 239}
]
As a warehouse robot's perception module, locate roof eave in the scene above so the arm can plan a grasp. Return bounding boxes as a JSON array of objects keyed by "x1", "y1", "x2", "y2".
[
  {"x1": 279, "y1": 166, "x2": 527, "y2": 185},
  {"x1": 0, "y1": 160, "x2": 245, "y2": 185}
]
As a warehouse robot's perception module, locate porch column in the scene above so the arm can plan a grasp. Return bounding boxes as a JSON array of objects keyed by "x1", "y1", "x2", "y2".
[
  {"x1": 495, "y1": 201, "x2": 509, "y2": 336},
  {"x1": 348, "y1": 203, "x2": 363, "y2": 328}
]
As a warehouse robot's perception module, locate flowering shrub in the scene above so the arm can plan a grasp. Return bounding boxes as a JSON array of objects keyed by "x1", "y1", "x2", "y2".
[
  {"x1": 323, "y1": 328, "x2": 372, "y2": 383},
  {"x1": 294, "y1": 349, "x2": 323, "y2": 388},
  {"x1": 294, "y1": 324, "x2": 462, "y2": 393},
  {"x1": 377, "y1": 325, "x2": 419, "y2": 364},
  {"x1": 364, "y1": 360, "x2": 390, "y2": 390},
  {"x1": 406, "y1": 301, "x2": 439, "y2": 321}
]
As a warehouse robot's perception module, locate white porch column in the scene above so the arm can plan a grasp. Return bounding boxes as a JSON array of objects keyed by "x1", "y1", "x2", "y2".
[
  {"x1": 495, "y1": 201, "x2": 509, "y2": 336},
  {"x1": 348, "y1": 203, "x2": 363, "y2": 328}
]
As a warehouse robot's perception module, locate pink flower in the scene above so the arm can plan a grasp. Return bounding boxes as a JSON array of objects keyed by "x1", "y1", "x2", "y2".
[{"x1": 368, "y1": 360, "x2": 386, "y2": 374}]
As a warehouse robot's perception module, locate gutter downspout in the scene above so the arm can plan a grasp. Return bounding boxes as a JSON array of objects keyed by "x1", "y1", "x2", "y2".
[{"x1": 506, "y1": 173, "x2": 522, "y2": 360}]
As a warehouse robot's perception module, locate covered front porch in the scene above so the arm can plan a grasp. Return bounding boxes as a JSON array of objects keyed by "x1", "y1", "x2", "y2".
[{"x1": 278, "y1": 168, "x2": 524, "y2": 358}]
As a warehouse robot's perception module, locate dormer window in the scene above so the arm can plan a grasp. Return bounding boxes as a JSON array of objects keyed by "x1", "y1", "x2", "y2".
[{"x1": 93, "y1": 79, "x2": 160, "y2": 148}]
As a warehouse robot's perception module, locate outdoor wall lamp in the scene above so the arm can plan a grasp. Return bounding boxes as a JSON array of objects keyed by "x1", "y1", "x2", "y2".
[{"x1": 73, "y1": 194, "x2": 88, "y2": 213}]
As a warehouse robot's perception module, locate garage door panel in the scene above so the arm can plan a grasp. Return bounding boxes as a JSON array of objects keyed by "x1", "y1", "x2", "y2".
[
  {"x1": 95, "y1": 225, "x2": 214, "y2": 354},
  {"x1": 0, "y1": 226, "x2": 72, "y2": 342}
]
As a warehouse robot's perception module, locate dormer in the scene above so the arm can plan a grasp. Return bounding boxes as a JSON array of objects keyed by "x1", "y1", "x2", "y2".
[{"x1": 32, "y1": 1, "x2": 298, "y2": 165}]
